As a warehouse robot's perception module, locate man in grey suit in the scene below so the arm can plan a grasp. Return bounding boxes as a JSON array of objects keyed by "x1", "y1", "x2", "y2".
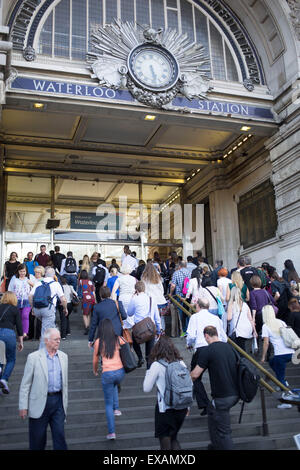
[{"x1": 19, "y1": 328, "x2": 68, "y2": 450}]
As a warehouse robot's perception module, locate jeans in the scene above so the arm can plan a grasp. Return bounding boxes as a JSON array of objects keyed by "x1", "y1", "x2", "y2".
[
  {"x1": 29, "y1": 392, "x2": 67, "y2": 450},
  {"x1": 207, "y1": 395, "x2": 239, "y2": 450},
  {"x1": 101, "y1": 368, "x2": 125, "y2": 434},
  {"x1": 64, "y1": 275, "x2": 78, "y2": 291},
  {"x1": 0, "y1": 328, "x2": 16, "y2": 381},
  {"x1": 177, "y1": 300, "x2": 189, "y2": 333},
  {"x1": 158, "y1": 303, "x2": 168, "y2": 331},
  {"x1": 269, "y1": 354, "x2": 293, "y2": 386},
  {"x1": 33, "y1": 305, "x2": 56, "y2": 349},
  {"x1": 58, "y1": 302, "x2": 73, "y2": 338}
]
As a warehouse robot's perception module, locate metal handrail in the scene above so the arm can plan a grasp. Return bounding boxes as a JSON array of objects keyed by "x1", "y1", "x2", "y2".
[{"x1": 168, "y1": 294, "x2": 290, "y2": 394}]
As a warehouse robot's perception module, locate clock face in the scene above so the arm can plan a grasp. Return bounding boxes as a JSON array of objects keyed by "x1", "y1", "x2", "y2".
[{"x1": 128, "y1": 45, "x2": 179, "y2": 92}]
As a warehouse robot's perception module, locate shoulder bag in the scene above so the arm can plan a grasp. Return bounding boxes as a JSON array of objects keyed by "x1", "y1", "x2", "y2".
[
  {"x1": 132, "y1": 297, "x2": 156, "y2": 344},
  {"x1": 230, "y1": 304, "x2": 242, "y2": 341},
  {"x1": 115, "y1": 300, "x2": 133, "y2": 345},
  {"x1": 0, "y1": 305, "x2": 11, "y2": 323},
  {"x1": 204, "y1": 287, "x2": 225, "y2": 319},
  {"x1": 118, "y1": 337, "x2": 137, "y2": 373}
]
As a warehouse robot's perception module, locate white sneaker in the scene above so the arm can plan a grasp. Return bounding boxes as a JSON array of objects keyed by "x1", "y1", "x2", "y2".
[
  {"x1": 277, "y1": 403, "x2": 292, "y2": 409},
  {"x1": 114, "y1": 410, "x2": 122, "y2": 416},
  {"x1": 0, "y1": 379, "x2": 10, "y2": 394}
]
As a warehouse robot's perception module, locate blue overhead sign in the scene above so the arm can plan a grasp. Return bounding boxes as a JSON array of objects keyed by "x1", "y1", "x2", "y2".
[{"x1": 10, "y1": 76, "x2": 274, "y2": 120}]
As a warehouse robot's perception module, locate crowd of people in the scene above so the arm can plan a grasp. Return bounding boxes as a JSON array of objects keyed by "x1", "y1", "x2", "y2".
[{"x1": 0, "y1": 244, "x2": 300, "y2": 450}]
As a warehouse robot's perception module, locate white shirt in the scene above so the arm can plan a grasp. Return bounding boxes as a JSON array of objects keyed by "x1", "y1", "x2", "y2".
[
  {"x1": 30, "y1": 277, "x2": 64, "y2": 308},
  {"x1": 229, "y1": 301, "x2": 253, "y2": 339},
  {"x1": 186, "y1": 278, "x2": 202, "y2": 304},
  {"x1": 127, "y1": 292, "x2": 161, "y2": 333},
  {"x1": 217, "y1": 277, "x2": 231, "y2": 306},
  {"x1": 262, "y1": 321, "x2": 294, "y2": 356},
  {"x1": 121, "y1": 254, "x2": 138, "y2": 272},
  {"x1": 186, "y1": 309, "x2": 227, "y2": 349},
  {"x1": 62, "y1": 284, "x2": 77, "y2": 303},
  {"x1": 200, "y1": 286, "x2": 223, "y2": 310},
  {"x1": 143, "y1": 280, "x2": 166, "y2": 306}
]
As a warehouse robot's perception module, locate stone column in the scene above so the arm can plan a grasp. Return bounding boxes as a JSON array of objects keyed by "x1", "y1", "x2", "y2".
[
  {"x1": 209, "y1": 189, "x2": 240, "y2": 270},
  {"x1": 0, "y1": 145, "x2": 7, "y2": 275},
  {"x1": 265, "y1": 120, "x2": 300, "y2": 272}
]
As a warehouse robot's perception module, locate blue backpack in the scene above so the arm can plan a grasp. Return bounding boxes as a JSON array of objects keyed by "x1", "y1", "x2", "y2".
[{"x1": 33, "y1": 280, "x2": 55, "y2": 309}]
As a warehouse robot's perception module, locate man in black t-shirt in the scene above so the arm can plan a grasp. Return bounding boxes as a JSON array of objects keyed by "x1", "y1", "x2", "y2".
[
  {"x1": 52, "y1": 246, "x2": 66, "y2": 272},
  {"x1": 191, "y1": 326, "x2": 239, "y2": 450},
  {"x1": 239, "y1": 255, "x2": 259, "y2": 291}
]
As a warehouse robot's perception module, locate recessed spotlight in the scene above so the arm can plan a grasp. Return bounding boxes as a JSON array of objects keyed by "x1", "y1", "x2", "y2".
[
  {"x1": 33, "y1": 102, "x2": 44, "y2": 109},
  {"x1": 241, "y1": 125, "x2": 251, "y2": 131},
  {"x1": 144, "y1": 115, "x2": 156, "y2": 121}
]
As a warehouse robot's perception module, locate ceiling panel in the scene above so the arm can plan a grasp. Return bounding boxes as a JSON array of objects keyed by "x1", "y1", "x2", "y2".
[
  {"x1": 2, "y1": 110, "x2": 79, "y2": 139},
  {"x1": 81, "y1": 117, "x2": 159, "y2": 146},
  {"x1": 155, "y1": 126, "x2": 236, "y2": 150}
]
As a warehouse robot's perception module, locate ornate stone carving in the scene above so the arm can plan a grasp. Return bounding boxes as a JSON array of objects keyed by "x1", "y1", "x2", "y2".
[
  {"x1": 23, "y1": 46, "x2": 36, "y2": 61},
  {"x1": 287, "y1": 0, "x2": 300, "y2": 40},
  {"x1": 243, "y1": 79, "x2": 255, "y2": 92},
  {"x1": 87, "y1": 20, "x2": 212, "y2": 109}
]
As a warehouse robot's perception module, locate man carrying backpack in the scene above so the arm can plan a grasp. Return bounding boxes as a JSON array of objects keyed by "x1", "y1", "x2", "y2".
[
  {"x1": 191, "y1": 325, "x2": 239, "y2": 450},
  {"x1": 29, "y1": 267, "x2": 68, "y2": 349},
  {"x1": 92, "y1": 262, "x2": 109, "y2": 303},
  {"x1": 60, "y1": 252, "x2": 78, "y2": 291}
]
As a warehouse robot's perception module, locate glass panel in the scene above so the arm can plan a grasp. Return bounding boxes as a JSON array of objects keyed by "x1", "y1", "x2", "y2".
[
  {"x1": 121, "y1": 0, "x2": 135, "y2": 22},
  {"x1": 54, "y1": 0, "x2": 70, "y2": 58},
  {"x1": 39, "y1": 11, "x2": 53, "y2": 55},
  {"x1": 106, "y1": 0, "x2": 118, "y2": 24},
  {"x1": 180, "y1": 0, "x2": 194, "y2": 41},
  {"x1": 72, "y1": 0, "x2": 87, "y2": 60},
  {"x1": 209, "y1": 21, "x2": 225, "y2": 80},
  {"x1": 136, "y1": 0, "x2": 150, "y2": 26},
  {"x1": 88, "y1": 0, "x2": 103, "y2": 53},
  {"x1": 167, "y1": 0, "x2": 177, "y2": 7},
  {"x1": 151, "y1": 0, "x2": 165, "y2": 29},
  {"x1": 225, "y1": 44, "x2": 239, "y2": 82},
  {"x1": 194, "y1": 8, "x2": 210, "y2": 77},
  {"x1": 167, "y1": 8, "x2": 178, "y2": 30}
]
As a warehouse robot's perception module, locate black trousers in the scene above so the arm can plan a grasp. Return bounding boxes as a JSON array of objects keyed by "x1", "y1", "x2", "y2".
[
  {"x1": 28, "y1": 312, "x2": 42, "y2": 340},
  {"x1": 207, "y1": 395, "x2": 239, "y2": 450},
  {"x1": 191, "y1": 349, "x2": 210, "y2": 409},
  {"x1": 58, "y1": 302, "x2": 73, "y2": 338},
  {"x1": 132, "y1": 336, "x2": 155, "y2": 370}
]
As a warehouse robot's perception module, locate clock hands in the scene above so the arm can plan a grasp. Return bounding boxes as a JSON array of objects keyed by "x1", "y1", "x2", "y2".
[{"x1": 149, "y1": 64, "x2": 157, "y2": 83}]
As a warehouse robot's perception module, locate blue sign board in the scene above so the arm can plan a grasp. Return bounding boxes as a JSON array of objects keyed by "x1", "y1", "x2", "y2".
[{"x1": 10, "y1": 76, "x2": 274, "y2": 120}]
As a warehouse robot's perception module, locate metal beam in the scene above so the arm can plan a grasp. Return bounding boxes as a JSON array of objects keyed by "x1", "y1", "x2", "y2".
[{"x1": 104, "y1": 182, "x2": 125, "y2": 203}]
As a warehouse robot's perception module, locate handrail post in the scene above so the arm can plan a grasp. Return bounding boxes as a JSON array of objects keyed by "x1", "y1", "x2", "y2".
[{"x1": 260, "y1": 384, "x2": 269, "y2": 436}]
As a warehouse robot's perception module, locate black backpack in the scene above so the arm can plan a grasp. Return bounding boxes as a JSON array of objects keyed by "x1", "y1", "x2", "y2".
[
  {"x1": 65, "y1": 257, "x2": 77, "y2": 274},
  {"x1": 93, "y1": 265, "x2": 106, "y2": 285},
  {"x1": 233, "y1": 348, "x2": 260, "y2": 403}
]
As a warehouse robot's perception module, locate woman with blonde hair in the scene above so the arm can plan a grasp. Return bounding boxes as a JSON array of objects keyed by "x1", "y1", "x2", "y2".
[
  {"x1": 142, "y1": 262, "x2": 168, "y2": 332},
  {"x1": 227, "y1": 285, "x2": 256, "y2": 351},
  {"x1": 226, "y1": 270, "x2": 249, "y2": 303},
  {"x1": 0, "y1": 292, "x2": 23, "y2": 394},
  {"x1": 80, "y1": 254, "x2": 90, "y2": 274},
  {"x1": 261, "y1": 305, "x2": 294, "y2": 406}
]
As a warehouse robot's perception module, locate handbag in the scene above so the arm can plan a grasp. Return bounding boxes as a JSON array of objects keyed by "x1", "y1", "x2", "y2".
[
  {"x1": 230, "y1": 306, "x2": 242, "y2": 341},
  {"x1": 116, "y1": 301, "x2": 133, "y2": 345},
  {"x1": 132, "y1": 298, "x2": 156, "y2": 344},
  {"x1": 205, "y1": 287, "x2": 225, "y2": 318},
  {"x1": 118, "y1": 337, "x2": 137, "y2": 373},
  {"x1": 0, "y1": 277, "x2": 6, "y2": 294},
  {"x1": 160, "y1": 301, "x2": 171, "y2": 317}
]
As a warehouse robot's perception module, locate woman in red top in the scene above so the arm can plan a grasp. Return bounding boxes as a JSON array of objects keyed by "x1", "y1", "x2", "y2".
[
  {"x1": 93, "y1": 319, "x2": 125, "y2": 440},
  {"x1": 78, "y1": 270, "x2": 95, "y2": 335}
]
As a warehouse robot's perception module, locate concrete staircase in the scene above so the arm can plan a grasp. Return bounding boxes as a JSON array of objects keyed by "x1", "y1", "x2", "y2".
[{"x1": 0, "y1": 306, "x2": 299, "y2": 450}]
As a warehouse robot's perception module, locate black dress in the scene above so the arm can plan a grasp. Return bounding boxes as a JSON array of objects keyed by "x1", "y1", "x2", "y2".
[{"x1": 4, "y1": 261, "x2": 20, "y2": 290}]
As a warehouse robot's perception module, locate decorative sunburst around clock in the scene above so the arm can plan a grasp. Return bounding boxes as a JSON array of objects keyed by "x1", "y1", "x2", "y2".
[{"x1": 87, "y1": 20, "x2": 212, "y2": 109}]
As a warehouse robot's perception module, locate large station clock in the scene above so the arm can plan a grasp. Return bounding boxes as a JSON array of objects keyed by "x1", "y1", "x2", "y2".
[{"x1": 127, "y1": 44, "x2": 180, "y2": 92}]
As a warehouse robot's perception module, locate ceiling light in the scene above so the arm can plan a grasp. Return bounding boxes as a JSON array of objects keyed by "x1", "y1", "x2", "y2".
[
  {"x1": 144, "y1": 115, "x2": 156, "y2": 121},
  {"x1": 241, "y1": 125, "x2": 251, "y2": 131},
  {"x1": 33, "y1": 102, "x2": 44, "y2": 109}
]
